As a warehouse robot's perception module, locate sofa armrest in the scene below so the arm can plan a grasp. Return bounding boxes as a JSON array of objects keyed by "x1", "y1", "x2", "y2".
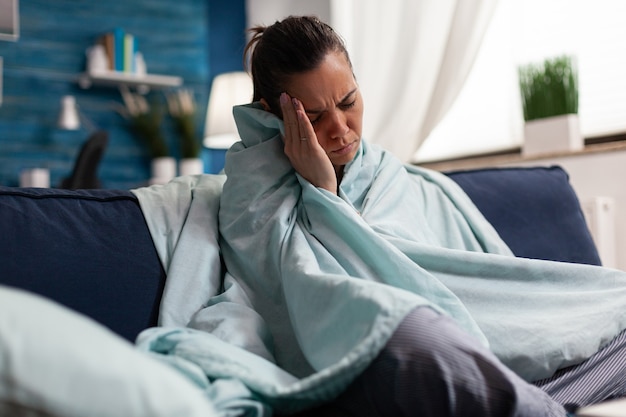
[
  {"x1": 0, "y1": 187, "x2": 166, "y2": 341},
  {"x1": 446, "y1": 165, "x2": 601, "y2": 266}
]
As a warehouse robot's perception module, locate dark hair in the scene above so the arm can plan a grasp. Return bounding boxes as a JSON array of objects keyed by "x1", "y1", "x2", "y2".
[{"x1": 244, "y1": 15, "x2": 352, "y2": 116}]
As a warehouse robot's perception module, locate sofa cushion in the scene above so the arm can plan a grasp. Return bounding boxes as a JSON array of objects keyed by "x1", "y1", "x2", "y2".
[
  {"x1": 446, "y1": 166, "x2": 602, "y2": 266},
  {"x1": 0, "y1": 187, "x2": 166, "y2": 341},
  {"x1": 0, "y1": 285, "x2": 217, "y2": 417}
]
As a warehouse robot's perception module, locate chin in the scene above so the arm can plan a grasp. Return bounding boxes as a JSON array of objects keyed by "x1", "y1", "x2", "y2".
[{"x1": 332, "y1": 151, "x2": 358, "y2": 167}]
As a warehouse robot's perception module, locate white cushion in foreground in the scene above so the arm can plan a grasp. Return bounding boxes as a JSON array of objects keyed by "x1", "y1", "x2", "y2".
[
  {"x1": 0, "y1": 285, "x2": 218, "y2": 417},
  {"x1": 577, "y1": 398, "x2": 626, "y2": 417}
]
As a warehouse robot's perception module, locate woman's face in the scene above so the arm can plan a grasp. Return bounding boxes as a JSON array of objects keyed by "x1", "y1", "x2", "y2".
[{"x1": 283, "y1": 51, "x2": 364, "y2": 168}]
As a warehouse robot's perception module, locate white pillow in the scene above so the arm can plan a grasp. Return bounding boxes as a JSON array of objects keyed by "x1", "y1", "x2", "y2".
[{"x1": 0, "y1": 285, "x2": 218, "y2": 417}]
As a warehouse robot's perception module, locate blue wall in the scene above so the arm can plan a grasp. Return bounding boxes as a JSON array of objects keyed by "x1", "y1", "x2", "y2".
[{"x1": 0, "y1": 0, "x2": 245, "y2": 189}]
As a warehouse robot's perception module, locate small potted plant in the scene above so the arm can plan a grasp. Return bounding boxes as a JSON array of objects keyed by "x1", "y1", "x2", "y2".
[
  {"x1": 518, "y1": 55, "x2": 582, "y2": 157},
  {"x1": 118, "y1": 87, "x2": 175, "y2": 184},
  {"x1": 167, "y1": 89, "x2": 204, "y2": 176}
]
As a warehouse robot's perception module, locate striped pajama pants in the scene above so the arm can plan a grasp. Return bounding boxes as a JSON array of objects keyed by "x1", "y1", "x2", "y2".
[
  {"x1": 534, "y1": 328, "x2": 626, "y2": 412},
  {"x1": 292, "y1": 307, "x2": 626, "y2": 417}
]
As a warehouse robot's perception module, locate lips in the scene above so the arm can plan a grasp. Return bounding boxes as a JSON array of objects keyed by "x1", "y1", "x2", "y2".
[{"x1": 332, "y1": 141, "x2": 356, "y2": 156}]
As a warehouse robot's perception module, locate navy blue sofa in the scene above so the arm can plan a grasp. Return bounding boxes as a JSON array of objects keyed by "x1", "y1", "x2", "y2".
[{"x1": 0, "y1": 166, "x2": 600, "y2": 342}]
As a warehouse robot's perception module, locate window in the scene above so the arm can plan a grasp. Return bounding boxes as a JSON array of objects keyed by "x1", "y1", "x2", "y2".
[{"x1": 414, "y1": 0, "x2": 626, "y2": 163}]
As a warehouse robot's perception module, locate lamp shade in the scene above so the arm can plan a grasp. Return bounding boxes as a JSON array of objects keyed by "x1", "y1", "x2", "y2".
[
  {"x1": 203, "y1": 72, "x2": 253, "y2": 149},
  {"x1": 57, "y1": 95, "x2": 80, "y2": 130}
]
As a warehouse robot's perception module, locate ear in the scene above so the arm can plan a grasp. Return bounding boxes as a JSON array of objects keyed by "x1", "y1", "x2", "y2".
[{"x1": 259, "y1": 98, "x2": 271, "y2": 112}]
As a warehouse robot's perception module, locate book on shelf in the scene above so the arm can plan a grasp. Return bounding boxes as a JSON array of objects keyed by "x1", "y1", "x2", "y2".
[
  {"x1": 96, "y1": 28, "x2": 139, "y2": 74},
  {"x1": 124, "y1": 33, "x2": 136, "y2": 73},
  {"x1": 100, "y1": 33, "x2": 114, "y2": 71}
]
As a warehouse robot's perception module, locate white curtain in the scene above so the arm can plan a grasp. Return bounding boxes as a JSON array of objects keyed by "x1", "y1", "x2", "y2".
[{"x1": 331, "y1": 0, "x2": 499, "y2": 162}]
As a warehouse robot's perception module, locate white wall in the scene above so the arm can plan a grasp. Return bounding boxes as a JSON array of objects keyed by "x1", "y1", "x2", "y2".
[
  {"x1": 245, "y1": 0, "x2": 331, "y2": 27},
  {"x1": 499, "y1": 150, "x2": 626, "y2": 271}
]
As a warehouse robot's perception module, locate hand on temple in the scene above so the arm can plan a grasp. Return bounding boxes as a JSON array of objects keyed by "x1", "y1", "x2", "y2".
[{"x1": 280, "y1": 92, "x2": 338, "y2": 194}]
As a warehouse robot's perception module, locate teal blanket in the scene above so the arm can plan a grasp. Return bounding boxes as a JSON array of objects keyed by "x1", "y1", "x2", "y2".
[{"x1": 132, "y1": 103, "x2": 626, "y2": 415}]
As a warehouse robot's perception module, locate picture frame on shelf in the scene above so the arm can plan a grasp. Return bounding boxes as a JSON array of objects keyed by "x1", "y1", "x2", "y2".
[
  {"x1": 0, "y1": 57, "x2": 3, "y2": 107},
  {"x1": 0, "y1": 0, "x2": 19, "y2": 42}
]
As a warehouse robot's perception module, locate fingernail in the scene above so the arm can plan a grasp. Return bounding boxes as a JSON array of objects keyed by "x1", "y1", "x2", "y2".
[
  {"x1": 292, "y1": 98, "x2": 299, "y2": 107},
  {"x1": 280, "y1": 92, "x2": 288, "y2": 104}
]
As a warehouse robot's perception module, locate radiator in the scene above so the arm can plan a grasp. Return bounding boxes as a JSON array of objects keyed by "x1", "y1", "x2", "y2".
[{"x1": 581, "y1": 197, "x2": 616, "y2": 268}]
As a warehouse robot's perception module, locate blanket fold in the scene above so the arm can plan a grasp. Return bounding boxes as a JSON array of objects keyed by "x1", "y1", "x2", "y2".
[{"x1": 132, "y1": 102, "x2": 626, "y2": 416}]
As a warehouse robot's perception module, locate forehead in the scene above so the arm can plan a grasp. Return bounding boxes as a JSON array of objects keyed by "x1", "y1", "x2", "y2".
[{"x1": 285, "y1": 52, "x2": 356, "y2": 105}]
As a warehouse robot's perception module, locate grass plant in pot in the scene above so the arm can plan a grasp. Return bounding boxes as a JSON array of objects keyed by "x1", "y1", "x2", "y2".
[
  {"x1": 119, "y1": 87, "x2": 175, "y2": 185},
  {"x1": 168, "y1": 89, "x2": 204, "y2": 176},
  {"x1": 518, "y1": 55, "x2": 581, "y2": 157}
]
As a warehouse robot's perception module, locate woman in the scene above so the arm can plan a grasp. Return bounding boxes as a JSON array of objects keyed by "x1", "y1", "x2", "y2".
[{"x1": 212, "y1": 15, "x2": 626, "y2": 417}]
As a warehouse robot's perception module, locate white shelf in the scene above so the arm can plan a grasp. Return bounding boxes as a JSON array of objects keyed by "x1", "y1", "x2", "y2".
[{"x1": 77, "y1": 71, "x2": 183, "y2": 93}]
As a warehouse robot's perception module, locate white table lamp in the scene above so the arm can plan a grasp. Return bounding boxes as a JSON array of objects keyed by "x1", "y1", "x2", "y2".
[{"x1": 203, "y1": 72, "x2": 253, "y2": 149}]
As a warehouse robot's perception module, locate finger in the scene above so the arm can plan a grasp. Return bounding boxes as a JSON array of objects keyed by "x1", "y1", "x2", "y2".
[
  {"x1": 292, "y1": 99, "x2": 318, "y2": 146},
  {"x1": 296, "y1": 110, "x2": 314, "y2": 145},
  {"x1": 280, "y1": 92, "x2": 298, "y2": 143},
  {"x1": 292, "y1": 98, "x2": 307, "y2": 143}
]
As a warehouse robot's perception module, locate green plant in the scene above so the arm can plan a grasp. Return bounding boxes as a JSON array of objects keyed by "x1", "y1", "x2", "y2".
[
  {"x1": 118, "y1": 87, "x2": 169, "y2": 158},
  {"x1": 167, "y1": 89, "x2": 201, "y2": 159},
  {"x1": 131, "y1": 107, "x2": 169, "y2": 158},
  {"x1": 518, "y1": 55, "x2": 579, "y2": 122}
]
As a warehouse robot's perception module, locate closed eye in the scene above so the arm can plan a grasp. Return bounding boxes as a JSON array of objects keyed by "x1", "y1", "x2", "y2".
[
  {"x1": 310, "y1": 115, "x2": 322, "y2": 126},
  {"x1": 306, "y1": 89, "x2": 358, "y2": 125},
  {"x1": 309, "y1": 100, "x2": 356, "y2": 126},
  {"x1": 339, "y1": 100, "x2": 356, "y2": 110}
]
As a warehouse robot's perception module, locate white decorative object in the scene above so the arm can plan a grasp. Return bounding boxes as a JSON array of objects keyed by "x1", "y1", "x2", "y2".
[
  {"x1": 150, "y1": 156, "x2": 176, "y2": 185},
  {"x1": 179, "y1": 158, "x2": 203, "y2": 176},
  {"x1": 133, "y1": 52, "x2": 146, "y2": 76},
  {"x1": 86, "y1": 44, "x2": 108, "y2": 75},
  {"x1": 522, "y1": 114, "x2": 583, "y2": 157},
  {"x1": 57, "y1": 95, "x2": 80, "y2": 130}
]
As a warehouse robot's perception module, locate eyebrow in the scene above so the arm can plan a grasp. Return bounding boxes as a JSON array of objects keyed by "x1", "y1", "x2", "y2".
[{"x1": 304, "y1": 88, "x2": 358, "y2": 115}]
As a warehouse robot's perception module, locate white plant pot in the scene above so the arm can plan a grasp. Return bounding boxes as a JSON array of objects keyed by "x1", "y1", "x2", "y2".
[
  {"x1": 179, "y1": 158, "x2": 204, "y2": 176},
  {"x1": 149, "y1": 156, "x2": 176, "y2": 185},
  {"x1": 522, "y1": 114, "x2": 583, "y2": 157},
  {"x1": 19, "y1": 168, "x2": 50, "y2": 188}
]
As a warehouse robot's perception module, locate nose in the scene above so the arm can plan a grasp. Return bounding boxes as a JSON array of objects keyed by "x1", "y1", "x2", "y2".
[{"x1": 328, "y1": 110, "x2": 350, "y2": 139}]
